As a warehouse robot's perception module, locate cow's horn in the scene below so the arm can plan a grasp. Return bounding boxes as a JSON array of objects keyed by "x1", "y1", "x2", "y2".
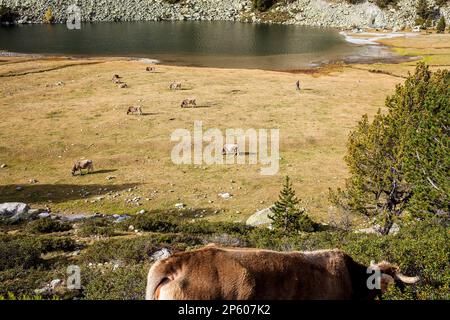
[{"x1": 396, "y1": 273, "x2": 420, "y2": 284}]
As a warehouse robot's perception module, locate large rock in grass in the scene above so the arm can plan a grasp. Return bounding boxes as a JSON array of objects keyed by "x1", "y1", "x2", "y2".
[
  {"x1": 0, "y1": 202, "x2": 30, "y2": 221},
  {"x1": 246, "y1": 207, "x2": 274, "y2": 227}
]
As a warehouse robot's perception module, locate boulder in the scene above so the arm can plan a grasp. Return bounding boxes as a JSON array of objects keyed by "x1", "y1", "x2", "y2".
[
  {"x1": 37, "y1": 212, "x2": 51, "y2": 219},
  {"x1": 246, "y1": 206, "x2": 274, "y2": 227},
  {"x1": 218, "y1": 192, "x2": 232, "y2": 199},
  {"x1": 355, "y1": 223, "x2": 400, "y2": 235},
  {"x1": 175, "y1": 203, "x2": 186, "y2": 209},
  {"x1": 0, "y1": 202, "x2": 30, "y2": 221},
  {"x1": 113, "y1": 214, "x2": 131, "y2": 223},
  {"x1": 151, "y1": 248, "x2": 172, "y2": 261}
]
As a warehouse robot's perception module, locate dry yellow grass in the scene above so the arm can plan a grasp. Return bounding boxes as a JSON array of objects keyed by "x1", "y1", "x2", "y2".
[{"x1": 0, "y1": 33, "x2": 449, "y2": 223}]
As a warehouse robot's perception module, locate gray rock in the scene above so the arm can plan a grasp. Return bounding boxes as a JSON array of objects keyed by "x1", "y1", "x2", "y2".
[
  {"x1": 0, "y1": 202, "x2": 30, "y2": 221},
  {"x1": 218, "y1": 192, "x2": 232, "y2": 199},
  {"x1": 37, "y1": 212, "x2": 51, "y2": 219},
  {"x1": 58, "y1": 213, "x2": 95, "y2": 222},
  {"x1": 113, "y1": 214, "x2": 131, "y2": 223},
  {"x1": 175, "y1": 203, "x2": 186, "y2": 209},
  {"x1": 246, "y1": 206, "x2": 274, "y2": 227},
  {"x1": 151, "y1": 248, "x2": 172, "y2": 261}
]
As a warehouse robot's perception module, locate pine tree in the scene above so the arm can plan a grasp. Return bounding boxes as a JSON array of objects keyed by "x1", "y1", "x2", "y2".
[
  {"x1": 330, "y1": 63, "x2": 449, "y2": 235},
  {"x1": 437, "y1": 16, "x2": 446, "y2": 33},
  {"x1": 269, "y1": 176, "x2": 315, "y2": 233}
]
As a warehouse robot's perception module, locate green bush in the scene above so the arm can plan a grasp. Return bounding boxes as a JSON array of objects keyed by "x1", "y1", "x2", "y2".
[
  {"x1": 78, "y1": 219, "x2": 116, "y2": 237},
  {"x1": 0, "y1": 236, "x2": 43, "y2": 271},
  {"x1": 81, "y1": 234, "x2": 202, "y2": 264},
  {"x1": 0, "y1": 235, "x2": 76, "y2": 271},
  {"x1": 0, "y1": 292, "x2": 51, "y2": 300},
  {"x1": 26, "y1": 218, "x2": 72, "y2": 234},
  {"x1": 0, "y1": 267, "x2": 62, "y2": 297},
  {"x1": 252, "y1": 0, "x2": 276, "y2": 12},
  {"x1": 0, "y1": 5, "x2": 19, "y2": 23},
  {"x1": 416, "y1": 0, "x2": 432, "y2": 20},
  {"x1": 35, "y1": 236, "x2": 77, "y2": 253},
  {"x1": 344, "y1": 0, "x2": 365, "y2": 4},
  {"x1": 177, "y1": 221, "x2": 253, "y2": 235},
  {"x1": 435, "y1": 0, "x2": 449, "y2": 6},
  {"x1": 82, "y1": 264, "x2": 148, "y2": 300},
  {"x1": 127, "y1": 214, "x2": 178, "y2": 233},
  {"x1": 375, "y1": 0, "x2": 398, "y2": 9}
]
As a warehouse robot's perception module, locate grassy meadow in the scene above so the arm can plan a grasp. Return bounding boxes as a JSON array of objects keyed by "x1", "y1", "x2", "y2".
[{"x1": 4, "y1": 34, "x2": 449, "y2": 223}]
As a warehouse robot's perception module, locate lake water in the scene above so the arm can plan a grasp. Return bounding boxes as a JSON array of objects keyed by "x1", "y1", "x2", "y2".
[{"x1": 0, "y1": 21, "x2": 388, "y2": 70}]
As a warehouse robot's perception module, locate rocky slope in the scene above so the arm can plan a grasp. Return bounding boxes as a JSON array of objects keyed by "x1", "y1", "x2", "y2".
[{"x1": 1, "y1": 0, "x2": 450, "y2": 29}]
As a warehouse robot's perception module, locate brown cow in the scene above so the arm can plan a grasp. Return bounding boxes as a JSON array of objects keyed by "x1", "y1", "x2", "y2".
[
  {"x1": 145, "y1": 245, "x2": 419, "y2": 300},
  {"x1": 71, "y1": 159, "x2": 94, "y2": 176},
  {"x1": 169, "y1": 82, "x2": 182, "y2": 90},
  {"x1": 146, "y1": 66, "x2": 155, "y2": 72},
  {"x1": 181, "y1": 98, "x2": 196, "y2": 108},
  {"x1": 127, "y1": 106, "x2": 143, "y2": 115},
  {"x1": 112, "y1": 74, "x2": 121, "y2": 83}
]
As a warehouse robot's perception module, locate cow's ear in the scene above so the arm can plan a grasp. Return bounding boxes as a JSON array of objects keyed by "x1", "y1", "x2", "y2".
[{"x1": 380, "y1": 274, "x2": 395, "y2": 294}]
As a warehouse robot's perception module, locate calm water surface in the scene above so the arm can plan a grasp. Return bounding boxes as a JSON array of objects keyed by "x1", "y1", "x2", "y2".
[{"x1": 0, "y1": 21, "x2": 382, "y2": 70}]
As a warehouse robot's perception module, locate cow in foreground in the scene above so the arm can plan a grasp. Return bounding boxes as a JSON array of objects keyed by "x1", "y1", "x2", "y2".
[
  {"x1": 71, "y1": 160, "x2": 94, "y2": 176},
  {"x1": 127, "y1": 106, "x2": 143, "y2": 115},
  {"x1": 222, "y1": 143, "x2": 239, "y2": 156},
  {"x1": 181, "y1": 98, "x2": 197, "y2": 108},
  {"x1": 145, "y1": 245, "x2": 419, "y2": 300}
]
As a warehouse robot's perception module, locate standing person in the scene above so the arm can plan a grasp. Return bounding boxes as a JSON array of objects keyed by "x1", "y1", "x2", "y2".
[{"x1": 296, "y1": 80, "x2": 301, "y2": 91}]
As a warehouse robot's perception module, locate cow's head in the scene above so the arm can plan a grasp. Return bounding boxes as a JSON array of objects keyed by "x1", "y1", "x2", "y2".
[
  {"x1": 71, "y1": 164, "x2": 77, "y2": 176},
  {"x1": 373, "y1": 261, "x2": 419, "y2": 294}
]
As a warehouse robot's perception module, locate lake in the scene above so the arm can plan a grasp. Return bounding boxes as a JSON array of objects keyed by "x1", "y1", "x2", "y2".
[{"x1": 0, "y1": 21, "x2": 387, "y2": 70}]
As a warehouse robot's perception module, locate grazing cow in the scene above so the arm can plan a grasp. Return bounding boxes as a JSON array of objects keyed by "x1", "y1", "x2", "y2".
[
  {"x1": 169, "y1": 82, "x2": 182, "y2": 90},
  {"x1": 127, "y1": 106, "x2": 143, "y2": 115},
  {"x1": 181, "y1": 98, "x2": 197, "y2": 108},
  {"x1": 71, "y1": 159, "x2": 94, "y2": 176},
  {"x1": 118, "y1": 83, "x2": 128, "y2": 89},
  {"x1": 145, "y1": 245, "x2": 419, "y2": 300},
  {"x1": 222, "y1": 143, "x2": 239, "y2": 156},
  {"x1": 146, "y1": 66, "x2": 155, "y2": 72},
  {"x1": 112, "y1": 74, "x2": 121, "y2": 83}
]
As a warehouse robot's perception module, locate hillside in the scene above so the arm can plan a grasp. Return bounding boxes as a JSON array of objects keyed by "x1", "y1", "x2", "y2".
[{"x1": 2, "y1": 0, "x2": 450, "y2": 29}]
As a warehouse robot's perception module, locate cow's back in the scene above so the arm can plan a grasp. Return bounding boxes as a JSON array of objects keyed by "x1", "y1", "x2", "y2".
[{"x1": 221, "y1": 248, "x2": 354, "y2": 299}]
